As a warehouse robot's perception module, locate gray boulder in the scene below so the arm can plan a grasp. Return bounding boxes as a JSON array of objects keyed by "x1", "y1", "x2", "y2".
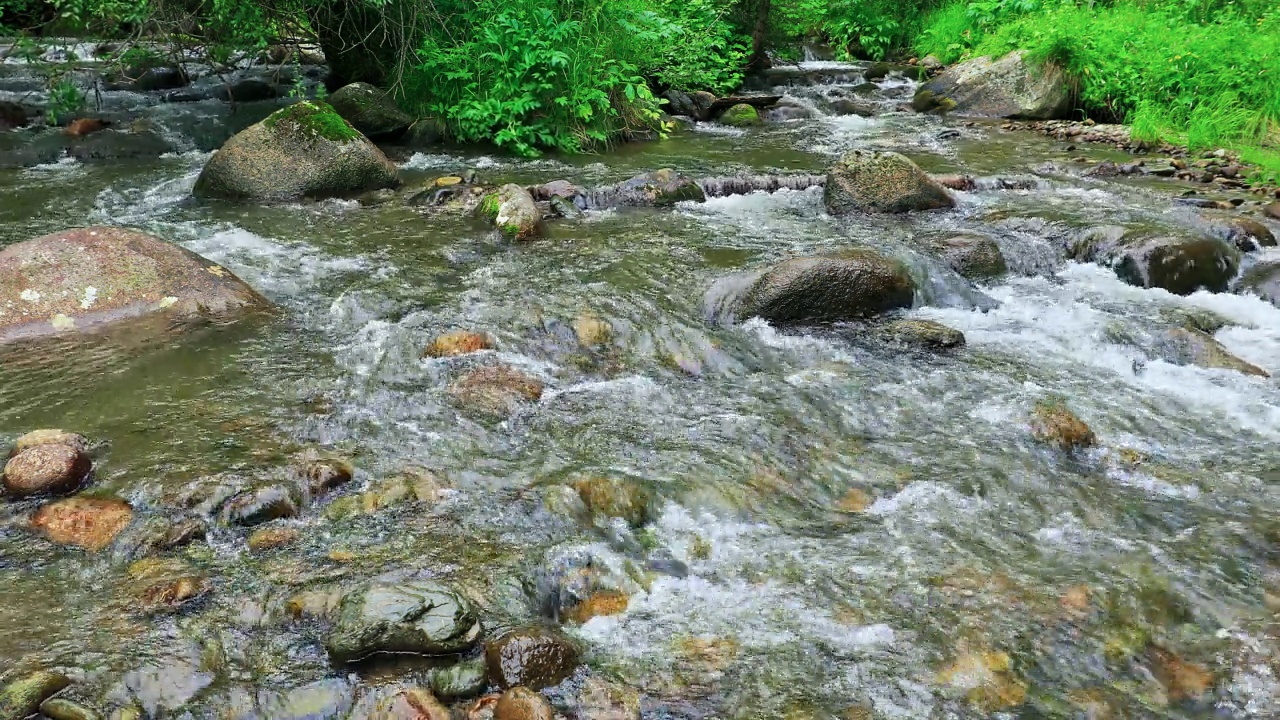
[
  {"x1": 326, "y1": 580, "x2": 482, "y2": 663},
  {"x1": 193, "y1": 100, "x2": 399, "y2": 201},
  {"x1": 824, "y1": 150, "x2": 954, "y2": 215},
  {"x1": 913, "y1": 51, "x2": 1072, "y2": 120},
  {"x1": 1237, "y1": 261, "x2": 1280, "y2": 306},
  {"x1": 1153, "y1": 327, "x2": 1267, "y2": 377},
  {"x1": 920, "y1": 233, "x2": 1007, "y2": 279},
  {"x1": 712, "y1": 249, "x2": 916, "y2": 324},
  {"x1": 0, "y1": 227, "x2": 269, "y2": 345},
  {"x1": 1071, "y1": 225, "x2": 1240, "y2": 295},
  {"x1": 480, "y1": 184, "x2": 542, "y2": 240},
  {"x1": 328, "y1": 82, "x2": 412, "y2": 138}
]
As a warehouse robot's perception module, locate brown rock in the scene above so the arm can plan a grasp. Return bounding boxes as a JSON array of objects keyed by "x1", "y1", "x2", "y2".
[
  {"x1": 573, "y1": 476, "x2": 652, "y2": 527},
  {"x1": 301, "y1": 456, "x2": 354, "y2": 495},
  {"x1": 375, "y1": 688, "x2": 451, "y2": 720},
  {"x1": 425, "y1": 331, "x2": 494, "y2": 357},
  {"x1": 933, "y1": 174, "x2": 975, "y2": 191},
  {"x1": 494, "y1": 687, "x2": 553, "y2": 720},
  {"x1": 575, "y1": 677, "x2": 641, "y2": 720},
  {"x1": 1030, "y1": 396, "x2": 1096, "y2": 451},
  {"x1": 566, "y1": 591, "x2": 630, "y2": 624},
  {"x1": 467, "y1": 694, "x2": 501, "y2": 720},
  {"x1": 1265, "y1": 202, "x2": 1280, "y2": 220},
  {"x1": 31, "y1": 496, "x2": 133, "y2": 550},
  {"x1": 0, "y1": 227, "x2": 270, "y2": 345},
  {"x1": 486, "y1": 627, "x2": 581, "y2": 690},
  {"x1": 2, "y1": 444, "x2": 92, "y2": 497},
  {"x1": 9, "y1": 429, "x2": 89, "y2": 458},
  {"x1": 65, "y1": 118, "x2": 109, "y2": 137},
  {"x1": 1148, "y1": 646, "x2": 1213, "y2": 700},
  {"x1": 139, "y1": 574, "x2": 211, "y2": 612},
  {"x1": 247, "y1": 525, "x2": 301, "y2": 551},
  {"x1": 448, "y1": 364, "x2": 545, "y2": 419}
]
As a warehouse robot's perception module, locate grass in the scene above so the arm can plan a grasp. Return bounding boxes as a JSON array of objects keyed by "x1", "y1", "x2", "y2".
[{"x1": 914, "y1": 0, "x2": 1280, "y2": 177}]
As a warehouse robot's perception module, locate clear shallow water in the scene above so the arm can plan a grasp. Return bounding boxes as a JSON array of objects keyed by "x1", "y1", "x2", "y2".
[{"x1": 1, "y1": 65, "x2": 1280, "y2": 719}]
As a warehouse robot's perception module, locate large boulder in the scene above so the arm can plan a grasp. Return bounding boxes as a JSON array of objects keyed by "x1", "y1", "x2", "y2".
[
  {"x1": 193, "y1": 100, "x2": 399, "y2": 201},
  {"x1": 328, "y1": 82, "x2": 412, "y2": 138},
  {"x1": 718, "y1": 103, "x2": 761, "y2": 127},
  {"x1": 710, "y1": 249, "x2": 916, "y2": 324},
  {"x1": 824, "y1": 151, "x2": 954, "y2": 215},
  {"x1": 1237, "y1": 261, "x2": 1280, "y2": 306},
  {"x1": 0, "y1": 227, "x2": 268, "y2": 345},
  {"x1": 326, "y1": 579, "x2": 482, "y2": 663},
  {"x1": 1071, "y1": 226, "x2": 1240, "y2": 295},
  {"x1": 912, "y1": 51, "x2": 1072, "y2": 120}
]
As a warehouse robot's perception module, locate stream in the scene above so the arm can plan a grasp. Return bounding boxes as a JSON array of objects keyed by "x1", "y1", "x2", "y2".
[{"x1": 3, "y1": 58, "x2": 1280, "y2": 719}]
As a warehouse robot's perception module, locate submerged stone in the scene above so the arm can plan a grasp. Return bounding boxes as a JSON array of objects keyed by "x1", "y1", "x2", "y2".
[
  {"x1": 32, "y1": 496, "x2": 133, "y2": 550},
  {"x1": 220, "y1": 485, "x2": 299, "y2": 526},
  {"x1": 448, "y1": 364, "x2": 545, "y2": 420},
  {"x1": 494, "y1": 687, "x2": 553, "y2": 720},
  {"x1": 1030, "y1": 396, "x2": 1096, "y2": 451},
  {"x1": 429, "y1": 656, "x2": 489, "y2": 700},
  {"x1": 574, "y1": 477, "x2": 652, "y2": 527},
  {"x1": 574, "y1": 677, "x2": 641, "y2": 720},
  {"x1": 0, "y1": 227, "x2": 269, "y2": 345},
  {"x1": 874, "y1": 319, "x2": 966, "y2": 350},
  {"x1": 1153, "y1": 327, "x2": 1268, "y2": 377},
  {"x1": 193, "y1": 100, "x2": 399, "y2": 201},
  {"x1": 1237, "y1": 261, "x2": 1280, "y2": 306},
  {"x1": 485, "y1": 627, "x2": 581, "y2": 690},
  {"x1": 326, "y1": 579, "x2": 482, "y2": 663},
  {"x1": 824, "y1": 150, "x2": 954, "y2": 215}
]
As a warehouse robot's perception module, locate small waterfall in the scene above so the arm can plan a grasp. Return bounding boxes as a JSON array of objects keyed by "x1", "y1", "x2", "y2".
[{"x1": 697, "y1": 174, "x2": 826, "y2": 198}]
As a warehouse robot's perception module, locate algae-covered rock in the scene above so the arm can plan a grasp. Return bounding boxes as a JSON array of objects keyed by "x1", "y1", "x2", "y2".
[
  {"x1": 193, "y1": 100, "x2": 399, "y2": 201},
  {"x1": 874, "y1": 319, "x2": 966, "y2": 350},
  {"x1": 328, "y1": 82, "x2": 412, "y2": 138},
  {"x1": 824, "y1": 150, "x2": 954, "y2": 215},
  {"x1": 0, "y1": 671, "x2": 71, "y2": 720},
  {"x1": 39, "y1": 697, "x2": 103, "y2": 720},
  {"x1": 718, "y1": 103, "x2": 761, "y2": 127},
  {"x1": 722, "y1": 249, "x2": 916, "y2": 324},
  {"x1": 429, "y1": 657, "x2": 489, "y2": 700},
  {"x1": 485, "y1": 627, "x2": 581, "y2": 690},
  {"x1": 573, "y1": 477, "x2": 653, "y2": 528},
  {"x1": 480, "y1": 184, "x2": 542, "y2": 240},
  {"x1": 0, "y1": 227, "x2": 269, "y2": 345},
  {"x1": 326, "y1": 579, "x2": 482, "y2": 663},
  {"x1": 1030, "y1": 396, "x2": 1096, "y2": 451}
]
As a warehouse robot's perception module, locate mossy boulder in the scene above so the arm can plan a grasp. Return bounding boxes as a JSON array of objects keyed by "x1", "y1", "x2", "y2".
[
  {"x1": 719, "y1": 103, "x2": 761, "y2": 127},
  {"x1": 0, "y1": 671, "x2": 71, "y2": 720},
  {"x1": 325, "y1": 579, "x2": 482, "y2": 663},
  {"x1": 0, "y1": 227, "x2": 269, "y2": 345},
  {"x1": 721, "y1": 249, "x2": 916, "y2": 324},
  {"x1": 573, "y1": 477, "x2": 653, "y2": 527},
  {"x1": 193, "y1": 100, "x2": 399, "y2": 202},
  {"x1": 921, "y1": 233, "x2": 1007, "y2": 279},
  {"x1": 1071, "y1": 226, "x2": 1240, "y2": 296},
  {"x1": 328, "y1": 82, "x2": 412, "y2": 138},
  {"x1": 480, "y1": 184, "x2": 543, "y2": 240},
  {"x1": 914, "y1": 51, "x2": 1071, "y2": 120},
  {"x1": 824, "y1": 151, "x2": 955, "y2": 215},
  {"x1": 874, "y1": 319, "x2": 966, "y2": 350},
  {"x1": 1030, "y1": 396, "x2": 1096, "y2": 451}
]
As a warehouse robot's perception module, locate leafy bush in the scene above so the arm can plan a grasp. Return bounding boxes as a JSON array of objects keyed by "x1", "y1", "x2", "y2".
[{"x1": 774, "y1": 0, "x2": 942, "y2": 60}]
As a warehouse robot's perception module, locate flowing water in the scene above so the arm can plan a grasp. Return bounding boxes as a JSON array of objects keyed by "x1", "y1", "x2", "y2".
[{"x1": 2, "y1": 61, "x2": 1280, "y2": 719}]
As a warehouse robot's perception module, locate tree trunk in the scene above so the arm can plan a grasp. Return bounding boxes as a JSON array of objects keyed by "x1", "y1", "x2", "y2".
[{"x1": 746, "y1": 0, "x2": 772, "y2": 72}]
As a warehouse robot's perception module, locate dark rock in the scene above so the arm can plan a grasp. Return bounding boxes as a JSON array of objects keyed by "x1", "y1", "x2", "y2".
[
  {"x1": 586, "y1": 169, "x2": 706, "y2": 208},
  {"x1": 0, "y1": 227, "x2": 269, "y2": 345},
  {"x1": 495, "y1": 687, "x2": 553, "y2": 720},
  {"x1": 864, "y1": 62, "x2": 918, "y2": 81},
  {"x1": 63, "y1": 130, "x2": 174, "y2": 162},
  {"x1": 220, "y1": 485, "x2": 299, "y2": 526},
  {"x1": 429, "y1": 656, "x2": 488, "y2": 700},
  {"x1": 193, "y1": 100, "x2": 399, "y2": 201},
  {"x1": 329, "y1": 82, "x2": 412, "y2": 138},
  {"x1": 1237, "y1": 261, "x2": 1280, "y2": 306},
  {"x1": 301, "y1": 457, "x2": 354, "y2": 495},
  {"x1": 214, "y1": 78, "x2": 280, "y2": 103},
  {"x1": 326, "y1": 579, "x2": 482, "y2": 663},
  {"x1": 717, "y1": 250, "x2": 916, "y2": 324},
  {"x1": 874, "y1": 319, "x2": 966, "y2": 350},
  {"x1": 486, "y1": 627, "x2": 581, "y2": 690},
  {"x1": 1265, "y1": 202, "x2": 1280, "y2": 221},
  {"x1": 0, "y1": 671, "x2": 71, "y2": 720},
  {"x1": 1071, "y1": 226, "x2": 1240, "y2": 295},
  {"x1": 830, "y1": 99, "x2": 875, "y2": 117},
  {"x1": 1214, "y1": 217, "x2": 1276, "y2": 251},
  {"x1": 107, "y1": 66, "x2": 190, "y2": 92},
  {"x1": 532, "y1": 180, "x2": 582, "y2": 201},
  {"x1": 2, "y1": 444, "x2": 92, "y2": 497},
  {"x1": 921, "y1": 233, "x2": 1007, "y2": 279},
  {"x1": 914, "y1": 51, "x2": 1071, "y2": 119},
  {"x1": 549, "y1": 195, "x2": 583, "y2": 220},
  {"x1": 403, "y1": 117, "x2": 447, "y2": 147},
  {"x1": 0, "y1": 101, "x2": 28, "y2": 129},
  {"x1": 824, "y1": 150, "x2": 954, "y2": 214}
]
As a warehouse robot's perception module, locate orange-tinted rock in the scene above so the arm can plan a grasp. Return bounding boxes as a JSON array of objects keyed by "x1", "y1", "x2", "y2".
[
  {"x1": 65, "y1": 118, "x2": 108, "y2": 137},
  {"x1": 1030, "y1": 397, "x2": 1096, "y2": 451},
  {"x1": 1148, "y1": 645, "x2": 1213, "y2": 700},
  {"x1": 448, "y1": 365, "x2": 545, "y2": 419},
  {"x1": 494, "y1": 687, "x2": 553, "y2": 720},
  {"x1": 31, "y1": 496, "x2": 133, "y2": 550},
  {"x1": 567, "y1": 590, "x2": 630, "y2": 624},
  {"x1": 375, "y1": 688, "x2": 451, "y2": 720},
  {"x1": 425, "y1": 331, "x2": 494, "y2": 358}
]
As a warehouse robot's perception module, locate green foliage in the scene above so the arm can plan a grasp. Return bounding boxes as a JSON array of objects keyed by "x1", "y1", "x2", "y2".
[
  {"x1": 915, "y1": 0, "x2": 1280, "y2": 170},
  {"x1": 46, "y1": 78, "x2": 84, "y2": 122},
  {"x1": 406, "y1": 0, "x2": 666, "y2": 156},
  {"x1": 646, "y1": 0, "x2": 749, "y2": 92},
  {"x1": 774, "y1": 0, "x2": 942, "y2": 60}
]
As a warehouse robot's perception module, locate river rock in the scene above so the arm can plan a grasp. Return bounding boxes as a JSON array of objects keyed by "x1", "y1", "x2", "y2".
[
  {"x1": 480, "y1": 184, "x2": 542, "y2": 240},
  {"x1": 1030, "y1": 396, "x2": 1096, "y2": 450},
  {"x1": 874, "y1": 319, "x2": 966, "y2": 350},
  {"x1": 214, "y1": 78, "x2": 280, "y2": 102},
  {"x1": 921, "y1": 233, "x2": 1007, "y2": 279},
  {"x1": 726, "y1": 250, "x2": 915, "y2": 324},
  {"x1": 494, "y1": 687, "x2": 553, "y2": 720},
  {"x1": 0, "y1": 670, "x2": 71, "y2": 720},
  {"x1": 1237, "y1": 261, "x2": 1280, "y2": 306},
  {"x1": 425, "y1": 330, "x2": 494, "y2": 358},
  {"x1": 429, "y1": 656, "x2": 489, "y2": 700},
  {"x1": 257, "y1": 678, "x2": 356, "y2": 719},
  {"x1": 486, "y1": 627, "x2": 581, "y2": 690},
  {"x1": 718, "y1": 103, "x2": 760, "y2": 127},
  {"x1": 824, "y1": 150, "x2": 954, "y2": 214},
  {"x1": 329, "y1": 82, "x2": 412, "y2": 138},
  {"x1": 326, "y1": 579, "x2": 482, "y2": 663},
  {"x1": 1153, "y1": 327, "x2": 1267, "y2": 377},
  {"x1": 1217, "y1": 217, "x2": 1276, "y2": 251},
  {"x1": 32, "y1": 496, "x2": 133, "y2": 550},
  {"x1": 664, "y1": 91, "x2": 715, "y2": 121},
  {"x1": 38, "y1": 697, "x2": 103, "y2": 720},
  {"x1": 193, "y1": 100, "x2": 399, "y2": 201},
  {"x1": 9, "y1": 429, "x2": 88, "y2": 458},
  {"x1": 573, "y1": 477, "x2": 652, "y2": 527},
  {"x1": 370, "y1": 688, "x2": 451, "y2": 719},
  {"x1": 0, "y1": 100, "x2": 28, "y2": 129},
  {"x1": 575, "y1": 677, "x2": 641, "y2": 720},
  {"x1": 247, "y1": 524, "x2": 301, "y2": 551},
  {"x1": 0, "y1": 227, "x2": 269, "y2": 345},
  {"x1": 596, "y1": 169, "x2": 706, "y2": 207},
  {"x1": 448, "y1": 364, "x2": 545, "y2": 419},
  {"x1": 301, "y1": 456, "x2": 354, "y2": 495},
  {"x1": 2, "y1": 444, "x2": 92, "y2": 497},
  {"x1": 1071, "y1": 226, "x2": 1240, "y2": 295},
  {"x1": 913, "y1": 51, "x2": 1071, "y2": 120},
  {"x1": 220, "y1": 485, "x2": 299, "y2": 526}
]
